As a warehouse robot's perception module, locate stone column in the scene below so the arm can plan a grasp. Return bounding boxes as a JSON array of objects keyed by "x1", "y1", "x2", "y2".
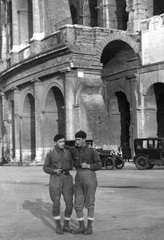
[
  {"x1": 10, "y1": 0, "x2": 20, "y2": 63},
  {"x1": 30, "y1": 0, "x2": 45, "y2": 54},
  {"x1": 33, "y1": 79, "x2": 44, "y2": 162},
  {"x1": 64, "y1": 71, "x2": 76, "y2": 140},
  {"x1": 13, "y1": 88, "x2": 22, "y2": 163},
  {"x1": 32, "y1": 0, "x2": 44, "y2": 40},
  {"x1": 126, "y1": 74, "x2": 137, "y2": 156},
  {"x1": 126, "y1": 0, "x2": 153, "y2": 33},
  {"x1": 0, "y1": 93, "x2": 4, "y2": 163}
]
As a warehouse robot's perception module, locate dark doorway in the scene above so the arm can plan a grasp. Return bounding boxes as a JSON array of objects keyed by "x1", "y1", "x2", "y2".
[
  {"x1": 110, "y1": 91, "x2": 131, "y2": 159},
  {"x1": 116, "y1": 92, "x2": 131, "y2": 159},
  {"x1": 154, "y1": 83, "x2": 164, "y2": 137}
]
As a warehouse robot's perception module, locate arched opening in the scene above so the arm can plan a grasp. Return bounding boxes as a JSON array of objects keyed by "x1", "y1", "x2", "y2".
[
  {"x1": 109, "y1": 91, "x2": 131, "y2": 158},
  {"x1": 44, "y1": 87, "x2": 65, "y2": 148},
  {"x1": 88, "y1": 0, "x2": 98, "y2": 27},
  {"x1": 154, "y1": 0, "x2": 164, "y2": 15},
  {"x1": 8, "y1": 0, "x2": 13, "y2": 50},
  {"x1": 100, "y1": 39, "x2": 138, "y2": 158},
  {"x1": 115, "y1": 0, "x2": 128, "y2": 30},
  {"x1": 18, "y1": 0, "x2": 33, "y2": 45},
  {"x1": 28, "y1": 0, "x2": 33, "y2": 40},
  {"x1": 101, "y1": 40, "x2": 132, "y2": 66},
  {"x1": 70, "y1": 4, "x2": 78, "y2": 24},
  {"x1": 156, "y1": 84, "x2": 164, "y2": 137},
  {"x1": 22, "y1": 94, "x2": 35, "y2": 161},
  {"x1": 145, "y1": 83, "x2": 164, "y2": 137}
]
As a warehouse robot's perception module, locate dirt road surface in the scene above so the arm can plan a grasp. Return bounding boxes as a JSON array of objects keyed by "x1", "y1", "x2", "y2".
[{"x1": 0, "y1": 163, "x2": 164, "y2": 240}]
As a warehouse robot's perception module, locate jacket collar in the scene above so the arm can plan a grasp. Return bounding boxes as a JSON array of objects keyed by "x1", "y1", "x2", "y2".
[{"x1": 55, "y1": 145, "x2": 64, "y2": 153}]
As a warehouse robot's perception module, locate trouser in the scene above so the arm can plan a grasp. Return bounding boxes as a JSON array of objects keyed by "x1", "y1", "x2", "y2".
[
  {"x1": 49, "y1": 173, "x2": 74, "y2": 219},
  {"x1": 74, "y1": 169, "x2": 97, "y2": 220}
]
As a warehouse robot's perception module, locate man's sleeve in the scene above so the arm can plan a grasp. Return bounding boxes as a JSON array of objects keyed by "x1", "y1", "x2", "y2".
[
  {"x1": 90, "y1": 149, "x2": 102, "y2": 171},
  {"x1": 43, "y1": 152, "x2": 55, "y2": 175}
]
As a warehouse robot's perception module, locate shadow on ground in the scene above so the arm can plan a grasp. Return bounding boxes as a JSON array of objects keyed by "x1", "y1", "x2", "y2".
[
  {"x1": 22, "y1": 198, "x2": 56, "y2": 231},
  {"x1": 22, "y1": 198, "x2": 78, "y2": 231}
]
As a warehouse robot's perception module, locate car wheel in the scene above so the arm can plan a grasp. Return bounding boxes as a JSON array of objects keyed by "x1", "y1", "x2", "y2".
[
  {"x1": 160, "y1": 150, "x2": 164, "y2": 163},
  {"x1": 104, "y1": 157, "x2": 115, "y2": 170},
  {"x1": 115, "y1": 158, "x2": 125, "y2": 169},
  {"x1": 135, "y1": 156, "x2": 149, "y2": 170},
  {"x1": 147, "y1": 163, "x2": 154, "y2": 169}
]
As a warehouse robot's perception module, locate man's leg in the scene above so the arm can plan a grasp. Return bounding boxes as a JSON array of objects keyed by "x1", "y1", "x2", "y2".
[
  {"x1": 49, "y1": 176, "x2": 63, "y2": 234},
  {"x1": 72, "y1": 176, "x2": 86, "y2": 234},
  {"x1": 83, "y1": 171, "x2": 97, "y2": 235},
  {"x1": 62, "y1": 175, "x2": 74, "y2": 232}
]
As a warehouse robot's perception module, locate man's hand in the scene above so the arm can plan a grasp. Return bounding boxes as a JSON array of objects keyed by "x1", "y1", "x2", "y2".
[
  {"x1": 54, "y1": 169, "x2": 62, "y2": 175},
  {"x1": 81, "y1": 163, "x2": 90, "y2": 169}
]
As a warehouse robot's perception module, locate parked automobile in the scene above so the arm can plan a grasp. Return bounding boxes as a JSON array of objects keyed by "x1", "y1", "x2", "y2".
[
  {"x1": 96, "y1": 148, "x2": 125, "y2": 170},
  {"x1": 133, "y1": 137, "x2": 164, "y2": 170}
]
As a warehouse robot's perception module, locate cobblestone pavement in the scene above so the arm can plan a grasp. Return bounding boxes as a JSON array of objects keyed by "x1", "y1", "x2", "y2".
[{"x1": 1, "y1": 163, "x2": 164, "y2": 240}]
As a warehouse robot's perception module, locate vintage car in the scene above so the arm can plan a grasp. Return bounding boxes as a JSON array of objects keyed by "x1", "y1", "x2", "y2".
[
  {"x1": 96, "y1": 148, "x2": 125, "y2": 170},
  {"x1": 133, "y1": 137, "x2": 164, "y2": 170},
  {"x1": 65, "y1": 140, "x2": 125, "y2": 170}
]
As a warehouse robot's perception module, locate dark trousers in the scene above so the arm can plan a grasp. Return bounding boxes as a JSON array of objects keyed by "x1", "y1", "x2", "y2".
[
  {"x1": 74, "y1": 169, "x2": 97, "y2": 219},
  {"x1": 49, "y1": 174, "x2": 74, "y2": 219}
]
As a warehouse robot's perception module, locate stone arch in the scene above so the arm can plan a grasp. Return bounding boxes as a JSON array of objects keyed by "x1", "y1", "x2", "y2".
[
  {"x1": 42, "y1": 84, "x2": 65, "y2": 149},
  {"x1": 20, "y1": 89, "x2": 34, "y2": 115},
  {"x1": 96, "y1": 32, "x2": 140, "y2": 62},
  {"x1": 42, "y1": 82, "x2": 64, "y2": 112}
]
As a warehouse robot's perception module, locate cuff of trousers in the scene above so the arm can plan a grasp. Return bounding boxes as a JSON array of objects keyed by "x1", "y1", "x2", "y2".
[
  {"x1": 53, "y1": 216, "x2": 61, "y2": 220},
  {"x1": 77, "y1": 217, "x2": 85, "y2": 221},
  {"x1": 64, "y1": 217, "x2": 71, "y2": 221},
  {"x1": 87, "y1": 217, "x2": 94, "y2": 221}
]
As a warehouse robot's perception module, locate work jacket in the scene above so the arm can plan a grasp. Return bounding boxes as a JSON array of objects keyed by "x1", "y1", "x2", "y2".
[
  {"x1": 43, "y1": 146, "x2": 73, "y2": 175},
  {"x1": 71, "y1": 145, "x2": 102, "y2": 171}
]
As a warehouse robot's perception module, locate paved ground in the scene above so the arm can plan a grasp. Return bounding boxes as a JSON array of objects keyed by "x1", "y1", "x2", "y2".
[{"x1": 1, "y1": 163, "x2": 164, "y2": 240}]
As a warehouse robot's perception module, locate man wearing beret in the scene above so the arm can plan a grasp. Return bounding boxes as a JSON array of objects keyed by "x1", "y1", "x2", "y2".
[
  {"x1": 43, "y1": 134, "x2": 74, "y2": 234},
  {"x1": 71, "y1": 130, "x2": 102, "y2": 235}
]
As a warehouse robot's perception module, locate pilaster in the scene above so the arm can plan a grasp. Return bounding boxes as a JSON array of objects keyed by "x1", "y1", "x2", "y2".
[
  {"x1": 10, "y1": 0, "x2": 20, "y2": 64},
  {"x1": 126, "y1": 74, "x2": 138, "y2": 155},
  {"x1": 13, "y1": 87, "x2": 22, "y2": 163},
  {"x1": 33, "y1": 79, "x2": 44, "y2": 162},
  {"x1": 64, "y1": 71, "x2": 76, "y2": 140},
  {"x1": 126, "y1": 0, "x2": 153, "y2": 33},
  {"x1": 30, "y1": 0, "x2": 45, "y2": 54}
]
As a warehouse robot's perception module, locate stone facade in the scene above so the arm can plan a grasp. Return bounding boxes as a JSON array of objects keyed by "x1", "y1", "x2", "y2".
[{"x1": 0, "y1": 0, "x2": 164, "y2": 163}]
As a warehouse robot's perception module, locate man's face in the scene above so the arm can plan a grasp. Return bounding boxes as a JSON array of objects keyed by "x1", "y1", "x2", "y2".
[
  {"x1": 56, "y1": 138, "x2": 65, "y2": 149},
  {"x1": 75, "y1": 138, "x2": 86, "y2": 147}
]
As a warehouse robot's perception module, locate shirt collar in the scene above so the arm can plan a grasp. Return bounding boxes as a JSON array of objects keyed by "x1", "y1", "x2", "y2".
[
  {"x1": 55, "y1": 145, "x2": 64, "y2": 153},
  {"x1": 76, "y1": 144, "x2": 88, "y2": 149}
]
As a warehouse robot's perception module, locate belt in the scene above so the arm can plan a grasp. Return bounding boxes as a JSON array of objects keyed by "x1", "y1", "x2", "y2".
[
  {"x1": 76, "y1": 168, "x2": 91, "y2": 172},
  {"x1": 62, "y1": 170, "x2": 70, "y2": 175}
]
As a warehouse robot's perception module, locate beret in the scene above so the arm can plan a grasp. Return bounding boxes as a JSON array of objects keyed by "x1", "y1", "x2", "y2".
[
  {"x1": 54, "y1": 134, "x2": 65, "y2": 142},
  {"x1": 75, "y1": 130, "x2": 87, "y2": 139}
]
